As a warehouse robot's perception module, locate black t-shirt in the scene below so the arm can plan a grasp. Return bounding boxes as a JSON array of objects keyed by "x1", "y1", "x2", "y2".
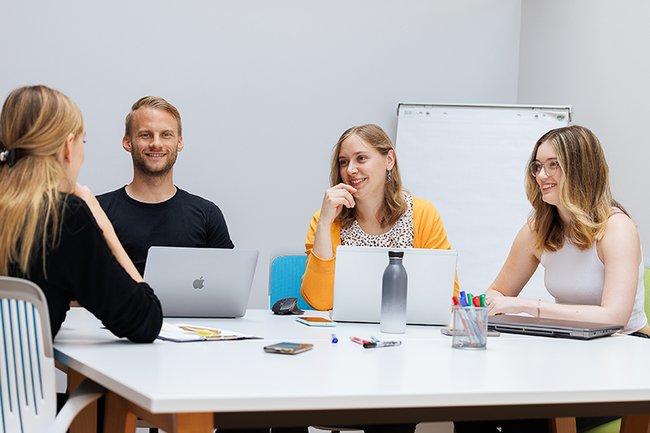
[
  {"x1": 9, "y1": 194, "x2": 163, "y2": 342},
  {"x1": 97, "y1": 186, "x2": 234, "y2": 275}
]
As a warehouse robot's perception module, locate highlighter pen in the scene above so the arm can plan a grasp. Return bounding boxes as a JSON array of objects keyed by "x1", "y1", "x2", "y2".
[{"x1": 179, "y1": 325, "x2": 222, "y2": 338}]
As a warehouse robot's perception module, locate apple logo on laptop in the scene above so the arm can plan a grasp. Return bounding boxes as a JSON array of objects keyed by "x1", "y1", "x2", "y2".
[{"x1": 192, "y1": 277, "x2": 205, "y2": 289}]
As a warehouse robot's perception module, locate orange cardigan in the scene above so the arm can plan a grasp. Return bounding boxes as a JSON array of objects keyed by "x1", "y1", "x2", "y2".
[{"x1": 300, "y1": 196, "x2": 460, "y2": 310}]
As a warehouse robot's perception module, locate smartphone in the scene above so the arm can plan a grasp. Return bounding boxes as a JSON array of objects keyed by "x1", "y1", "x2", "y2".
[
  {"x1": 440, "y1": 327, "x2": 500, "y2": 337},
  {"x1": 263, "y1": 342, "x2": 314, "y2": 355},
  {"x1": 295, "y1": 316, "x2": 336, "y2": 327}
]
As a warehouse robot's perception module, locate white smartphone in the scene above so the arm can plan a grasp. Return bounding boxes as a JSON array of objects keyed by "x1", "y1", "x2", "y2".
[{"x1": 295, "y1": 316, "x2": 336, "y2": 327}]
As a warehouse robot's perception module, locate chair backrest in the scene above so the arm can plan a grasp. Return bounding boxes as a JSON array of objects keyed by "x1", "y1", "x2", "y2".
[
  {"x1": 269, "y1": 255, "x2": 311, "y2": 311},
  {"x1": 643, "y1": 268, "x2": 650, "y2": 319},
  {"x1": 0, "y1": 276, "x2": 56, "y2": 433}
]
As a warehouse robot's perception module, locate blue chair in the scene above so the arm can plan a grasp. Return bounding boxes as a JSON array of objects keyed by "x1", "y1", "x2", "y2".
[
  {"x1": 269, "y1": 254, "x2": 311, "y2": 311},
  {"x1": 0, "y1": 276, "x2": 104, "y2": 433}
]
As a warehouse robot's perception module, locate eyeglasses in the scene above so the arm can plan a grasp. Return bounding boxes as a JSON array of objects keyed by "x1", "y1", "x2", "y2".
[{"x1": 530, "y1": 159, "x2": 561, "y2": 177}]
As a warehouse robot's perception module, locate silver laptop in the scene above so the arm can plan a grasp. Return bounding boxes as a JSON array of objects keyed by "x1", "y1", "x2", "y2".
[
  {"x1": 332, "y1": 246, "x2": 457, "y2": 325},
  {"x1": 144, "y1": 247, "x2": 259, "y2": 318},
  {"x1": 488, "y1": 315, "x2": 623, "y2": 340}
]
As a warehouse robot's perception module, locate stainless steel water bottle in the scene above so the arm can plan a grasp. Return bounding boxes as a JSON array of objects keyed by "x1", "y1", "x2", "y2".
[{"x1": 380, "y1": 251, "x2": 408, "y2": 333}]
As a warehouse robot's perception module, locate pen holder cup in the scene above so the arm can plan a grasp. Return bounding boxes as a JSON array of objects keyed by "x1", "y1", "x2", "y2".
[{"x1": 452, "y1": 306, "x2": 488, "y2": 350}]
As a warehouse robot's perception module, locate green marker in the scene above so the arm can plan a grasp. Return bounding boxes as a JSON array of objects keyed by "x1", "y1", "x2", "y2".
[{"x1": 479, "y1": 294, "x2": 486, "y2": 307}]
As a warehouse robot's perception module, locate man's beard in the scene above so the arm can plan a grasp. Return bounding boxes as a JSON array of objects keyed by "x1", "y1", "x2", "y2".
[{"x1": 132, "y1": 151, "x2": 177, "y2": 177}]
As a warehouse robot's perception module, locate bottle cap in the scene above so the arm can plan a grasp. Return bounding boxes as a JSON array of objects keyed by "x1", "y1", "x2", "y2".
[{"x1": 388, "y1": 251, "x2": 404, "y2": 258}]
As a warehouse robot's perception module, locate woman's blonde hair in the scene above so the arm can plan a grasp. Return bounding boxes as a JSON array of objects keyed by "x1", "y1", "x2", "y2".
[
  {"x1": 329, "y1": 124, "x2": 407, "y2": 229},
  {"x1": 0, "y1": 85, "x2": 84, "y2": 275},
  {"x1": 525, "y1": 125, "x2": 626, "y2": 252}
]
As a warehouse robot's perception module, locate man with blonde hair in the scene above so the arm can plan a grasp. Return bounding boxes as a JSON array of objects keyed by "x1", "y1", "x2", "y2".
[{"x1": 98, "y1": 96, "x2": 233, "y2": 275}]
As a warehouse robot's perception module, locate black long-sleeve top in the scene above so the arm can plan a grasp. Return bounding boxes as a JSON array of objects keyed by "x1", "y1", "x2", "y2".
[{"x1": 9, "y1": 194, "x2": 163, "y2": 343}]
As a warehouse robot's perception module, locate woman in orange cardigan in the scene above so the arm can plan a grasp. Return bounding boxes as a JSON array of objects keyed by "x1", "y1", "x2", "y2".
[{"x1": 300, "y1": 123, "x2": 458, "y2": 311}]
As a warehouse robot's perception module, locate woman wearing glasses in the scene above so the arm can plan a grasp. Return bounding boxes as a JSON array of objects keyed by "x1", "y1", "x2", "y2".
[
  {"x1": 455, "y1": 125, "x2": 649, "y2": 433},
  {"x1": 485, "y1": 125, "x2": 649, "y2": 336}
]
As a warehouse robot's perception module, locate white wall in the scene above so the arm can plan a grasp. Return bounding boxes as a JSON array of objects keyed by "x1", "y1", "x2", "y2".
[
  {"x1": 1, "y1": 0, "x2": 522, "y2": 307},
  {"x1": 518, "y1": 0, "x2": 650, "y2": 264}
]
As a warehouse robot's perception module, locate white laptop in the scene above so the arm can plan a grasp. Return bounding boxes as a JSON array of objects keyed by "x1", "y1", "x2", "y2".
[
  {"x1": 332, "y1": 246, "x2": 457, "y2": 325},
  {"x1": 144, "y1": 246, "x2": 259, "y2": 318}
]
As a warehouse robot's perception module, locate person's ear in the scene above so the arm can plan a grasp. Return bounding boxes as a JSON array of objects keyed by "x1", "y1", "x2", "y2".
[
  {"x1": 122, "y1": 136, "x2": 133, "y2": 152},
  {"x1": 386, "y1": 149, "x2": 396, "y2": 171},
  {"x1": 177, "y1": 136, "x2": 184, "y2": 153},
  {"x1": 63, "y1": 133, "x2": 75, "y2": 162}
]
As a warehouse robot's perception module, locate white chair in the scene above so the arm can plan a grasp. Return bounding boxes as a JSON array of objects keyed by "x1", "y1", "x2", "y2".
[{"x1": 0, "y1": 276, "x2": 104, "y2": 433}]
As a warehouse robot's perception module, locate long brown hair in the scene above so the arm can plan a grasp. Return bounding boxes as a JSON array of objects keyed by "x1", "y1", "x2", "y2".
[
  {"x1": 329, "y1": 124, "x2": 407, "y2": 228},
  {"x1": 525, "y1": 125, "x2": 625, "y2": 252},
  {"x1": 0, "y1": 85, "x2": 84, "y2": 275}
]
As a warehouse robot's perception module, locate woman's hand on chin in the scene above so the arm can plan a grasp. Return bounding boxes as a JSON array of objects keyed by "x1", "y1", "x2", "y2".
[
  {"x1": 72, "y1": 183, "x2": 94, "y2": 203},
  {"x1": 73, "y1": 183, "x2": 112, "y2": 229},
  {"x1": 319, "y1": 183, "x2": 357, "y2": 225}
]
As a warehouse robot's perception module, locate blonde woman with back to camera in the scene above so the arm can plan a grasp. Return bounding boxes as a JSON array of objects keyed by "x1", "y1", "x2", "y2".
[{"x1": 0, "y1": 85, "x2": 162, "y2": 342}]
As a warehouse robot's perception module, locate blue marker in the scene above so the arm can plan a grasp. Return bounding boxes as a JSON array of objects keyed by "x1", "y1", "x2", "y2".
[
  {"x1": 459, "y1": 291, "x2": 469, "y2": 307},
  {"x1": 331, "y1": 334, "x2": 338, "y2": 344}
]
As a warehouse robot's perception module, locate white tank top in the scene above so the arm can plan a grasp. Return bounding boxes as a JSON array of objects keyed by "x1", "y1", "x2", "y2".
[{"x1": 540, "y1": 241, "x2": 647, "y2": 334}]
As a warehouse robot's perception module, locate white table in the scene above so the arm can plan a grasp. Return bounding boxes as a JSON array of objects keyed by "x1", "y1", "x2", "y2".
[{"x1": 54, "y1": 308, "x2": 650, "y2": 433}]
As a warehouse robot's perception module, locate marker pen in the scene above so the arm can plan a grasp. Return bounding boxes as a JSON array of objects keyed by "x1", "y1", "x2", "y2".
[
  {"x1": 372, "y1": 340, "x2": 402, "y2": 348},
  {"x1": 452, "y1": 296, "x2": 478, "y2": 344},
  {"x1": 350, "y1": 336, "x2": 374, "y2": 346}
]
